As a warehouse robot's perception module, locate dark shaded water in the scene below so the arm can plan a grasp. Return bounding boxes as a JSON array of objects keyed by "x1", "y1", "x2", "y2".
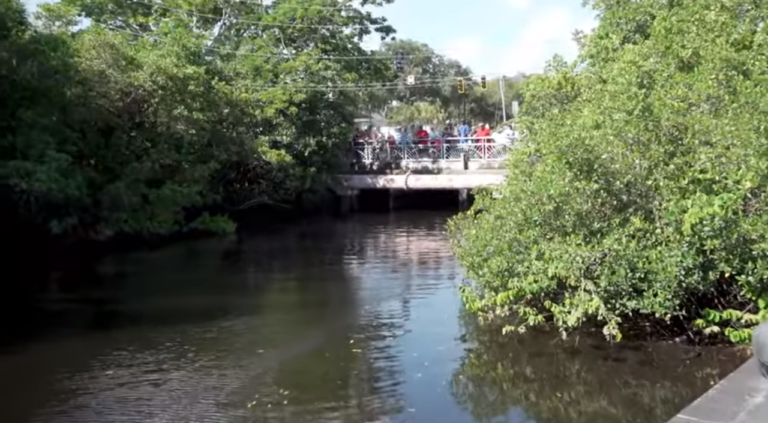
[{"x1": 0, "y1": 213, "x2": 746, "y2": 423}]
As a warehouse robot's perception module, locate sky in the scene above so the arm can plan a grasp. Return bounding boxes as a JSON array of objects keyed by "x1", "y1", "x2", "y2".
[
  {"x1": 21, "y1": 0, "x2": 598, "y2": 76},
  {"x1": 365, "y1": 0, "x2": 598, "y2": 76}
]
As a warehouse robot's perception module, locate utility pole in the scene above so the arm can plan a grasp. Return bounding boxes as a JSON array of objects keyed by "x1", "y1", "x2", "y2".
[{"x1": 499, "y1": 75, "x2": 507, "y2": 122}]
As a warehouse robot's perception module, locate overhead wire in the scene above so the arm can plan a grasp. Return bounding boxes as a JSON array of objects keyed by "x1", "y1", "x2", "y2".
[
  {"x1": 109, "y1": 1, "x2": 451, "y2": 59},
  {"x1": 95, "y1": 22, "x2": 459, "y2": 61},
  {"x1": 90, "y1": 5, "x2": 501, "y2": 92},
  {"x1": 99, "y1": 23, "x2": 426, "y2": 59},
  {"x1": 89, "y1": 26, "x2": 484, "y2": 91},
  {"x1": 200, "y1": 0, "x2": 365, "y2": 10},
  {"x1": 129, "y1": 0, "x2": 380, "y2": 28}
]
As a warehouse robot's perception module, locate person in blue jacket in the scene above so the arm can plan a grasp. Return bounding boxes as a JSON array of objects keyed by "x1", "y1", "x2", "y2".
[{"x1": 458, "y1": 120, "x2": 471, "y2": 144}]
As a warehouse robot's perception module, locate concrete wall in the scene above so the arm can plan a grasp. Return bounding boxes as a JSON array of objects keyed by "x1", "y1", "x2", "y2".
[{"x1": 336, "y1": 173, "x2": 505, "y2": 191}]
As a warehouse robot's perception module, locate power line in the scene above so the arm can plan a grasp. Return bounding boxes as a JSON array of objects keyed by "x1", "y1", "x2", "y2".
[
  {"x1": 91, "y1": 3, "x2": 474, "y2": 61},
  {"x1": 127, "y1": 0, "x2": 381, "y2": 28},
  {"x1": 96, "y1": 23, "x2": 448, "y2": 60},
  {"x1": 90, "y1": 22, "x2": 507, "y2": 92},
  {"x1": 250, "y1": 78, "x2": 466, "y2": 90},
  {"x1": 197, "y1": 79, "x2": 503, "y2": 92},
  {"x1": 205, "y1": 44, "x2": 435, "y2": 60},
  {"x1": 119, "y1": 1, "x2": 506, "y2": 64},
  {"x1": 86, "y1": 28, "x2": 484, "y2": 90},
  {"x1": 210, "y1": 0, "x2": 362, "y2": 10},
  {"x1": 282, "y1": 82, "x2": 455, "y2": 91}
]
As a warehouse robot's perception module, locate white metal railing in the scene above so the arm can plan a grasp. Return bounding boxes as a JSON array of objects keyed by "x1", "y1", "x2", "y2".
[{"x1": 348, "y1": 137, "x2": 514, "y2": 164}]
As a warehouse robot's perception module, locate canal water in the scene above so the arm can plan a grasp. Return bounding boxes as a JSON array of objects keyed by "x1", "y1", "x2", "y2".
[{"x1": 0, "y1": 212, "x2": 746, "y2": 423}]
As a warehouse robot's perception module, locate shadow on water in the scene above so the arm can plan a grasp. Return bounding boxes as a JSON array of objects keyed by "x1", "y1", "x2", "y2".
[
  {"x1": 0, "y1": 212, "x2": 748, "y2": 423},
  {"x1": 356, "y1": 189, "x2": 468, "y2": 212}
]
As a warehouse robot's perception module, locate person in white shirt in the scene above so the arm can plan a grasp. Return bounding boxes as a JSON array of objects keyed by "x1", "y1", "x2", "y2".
[{"x1": 491, "y1": 125, "x2": 515, "y2": 144}]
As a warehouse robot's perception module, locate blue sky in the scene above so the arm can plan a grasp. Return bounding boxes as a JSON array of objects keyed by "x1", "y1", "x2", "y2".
[
  {"x1": 22, "y1": 0, "x2": 597, "y2": 76},
  {"x1": 366, "y1": 0, "x2": 598, "y2": 76}
]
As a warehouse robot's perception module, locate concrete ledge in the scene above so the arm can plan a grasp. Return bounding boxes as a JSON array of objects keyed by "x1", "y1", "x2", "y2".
[
  {"x1": 667, "y1": 358, "x2": 767, "y2": 423},
  {"x1": 336, "y1": 173, "x2": 505, "y2": 190},
  {"x1": 395, "y1": 160, "x2": 505, "y2": 172},
  {"x1": 345, "y1": 168, "x2": 507, "y2": 176}
]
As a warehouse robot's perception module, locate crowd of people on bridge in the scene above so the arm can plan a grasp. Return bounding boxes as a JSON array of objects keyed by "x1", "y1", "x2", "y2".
[{"x1": 352, "y1": 121, "x2": 517, "y2": 147}]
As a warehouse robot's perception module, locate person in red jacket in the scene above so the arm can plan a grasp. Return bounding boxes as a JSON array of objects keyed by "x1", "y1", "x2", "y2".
[
  {"x1": 475, "y1": 123, "x2": 492, "y2": 157},
  {"x1": 386, "y1": 131, "x2": 396, "y2": 146},
  {"x1": 476, "y1": 123, "x2": 491, "y2": 142},
  {"x1": 414, "y1": 126, "x2": 430, "y2": 145}
]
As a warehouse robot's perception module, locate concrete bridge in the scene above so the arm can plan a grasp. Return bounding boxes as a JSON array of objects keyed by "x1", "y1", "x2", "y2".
[{"x1": 333, "y1": 141, "x2": 509, "y2": 213}]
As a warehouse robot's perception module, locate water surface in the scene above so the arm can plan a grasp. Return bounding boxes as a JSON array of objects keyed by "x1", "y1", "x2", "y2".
[{"x1": 0, "y1": 213, "x2": 745, "y2": 423}]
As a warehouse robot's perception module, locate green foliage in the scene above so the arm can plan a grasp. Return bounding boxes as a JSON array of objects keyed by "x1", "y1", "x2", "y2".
[
  {"x1": 372, "y1": 39, "x2": 471, "y2": 109},
  {"x1": 360, "y1": 38, "x2": 526, "y2": 125},
  {"x1": 386, "y1": 101, "x2": 447, "y2": 126},
  {"x1": 468, "y1": 75, "x2": 526, "y2": 123},
  {"x1": 694, "y1": 302, "x2": 768, "y2": 344},
  {"x1": 189, "y1": 212, "x2": 236, "y2": 236},
  {"x1": 449, "y1": 0, "x2": 768, "y2": 343},
  {"x1": 1, "y1": 0, "x2": 394, "y2": 239}
]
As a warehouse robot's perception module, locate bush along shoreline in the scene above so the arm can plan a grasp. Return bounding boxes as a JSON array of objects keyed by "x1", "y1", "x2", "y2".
[
  {"x1": 1, "y1": 0, "x2": 384, "y2": 253},
  {"x1": 449, "y1": 0, "x2": 768, "y2": 345}
]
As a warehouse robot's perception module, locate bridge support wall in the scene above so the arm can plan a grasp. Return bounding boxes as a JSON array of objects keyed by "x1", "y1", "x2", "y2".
[
  {"x1": 458, "y1": 189, "x2": 469, "y2": 211},
  {"x1": 335, "y1": 173, "x2": 505, "y2": 191},
  {"x1": 330, "y1": 172, "x2": 502, "y2": 215},
  {"x1": 337, "y1": 189, "x2": 359, "y2": 216}
]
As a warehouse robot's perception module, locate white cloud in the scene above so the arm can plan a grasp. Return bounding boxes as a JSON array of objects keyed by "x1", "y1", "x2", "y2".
[
  {"x1": 441, "y1": 37, "x2": 487, "y2": 69},
  {"x1": 500, "y1": 8, "x2": 597, "y2": 75},
  {"x1": 506, "y1": 0, "x2": 531, "y2": 9}
]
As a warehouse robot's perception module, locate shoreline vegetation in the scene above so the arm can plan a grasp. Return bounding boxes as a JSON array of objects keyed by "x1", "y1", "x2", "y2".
[
  {"x1": 2, "y1": 0, "x2": 370, "y2": 300},
  {"x1": 449, "y1": 0, "x2": 768, "y2": 345}
]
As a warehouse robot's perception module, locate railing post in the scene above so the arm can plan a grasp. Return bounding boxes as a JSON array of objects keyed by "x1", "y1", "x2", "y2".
[{"x1": 345, "y1": 136, "x2": 516, "y2": 169}]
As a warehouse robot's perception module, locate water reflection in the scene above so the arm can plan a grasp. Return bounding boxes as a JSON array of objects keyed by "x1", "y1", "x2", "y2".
[
  {"x1": 451, "y1": 314, "x2": 746, "y2": 423},
  {"x1": 0, "y1": 213, "x2": 746, "y2": 423}
]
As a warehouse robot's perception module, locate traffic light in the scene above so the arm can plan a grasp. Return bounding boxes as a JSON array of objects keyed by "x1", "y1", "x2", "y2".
[
  {"x1": 456, "y1": 78, "x2": 465, "y2": 93},
  {"x1": 394, "y1": 51, "x2": 404, "y2": 73},
  {"x1": 480, "y1": 75, "x2": 487, "y2": 90}
]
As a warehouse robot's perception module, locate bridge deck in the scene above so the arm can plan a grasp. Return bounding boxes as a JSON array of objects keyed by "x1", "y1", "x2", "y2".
[
  {"x1": 667, "y1": 358, "x2": 767, "y2": 423},
  {"x1": 336, "y1": 172, "x2": 505, "y2": 191}
]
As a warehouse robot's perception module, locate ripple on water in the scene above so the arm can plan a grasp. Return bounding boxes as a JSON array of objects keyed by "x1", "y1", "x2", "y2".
[{"x1": 0, "y1": 213, "x2": 747, "y2": 423}]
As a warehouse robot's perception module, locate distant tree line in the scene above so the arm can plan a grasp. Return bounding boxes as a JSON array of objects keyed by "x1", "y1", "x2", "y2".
[{"x1": 360, "y1": 39, "x2": 526, "y2": 127}]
